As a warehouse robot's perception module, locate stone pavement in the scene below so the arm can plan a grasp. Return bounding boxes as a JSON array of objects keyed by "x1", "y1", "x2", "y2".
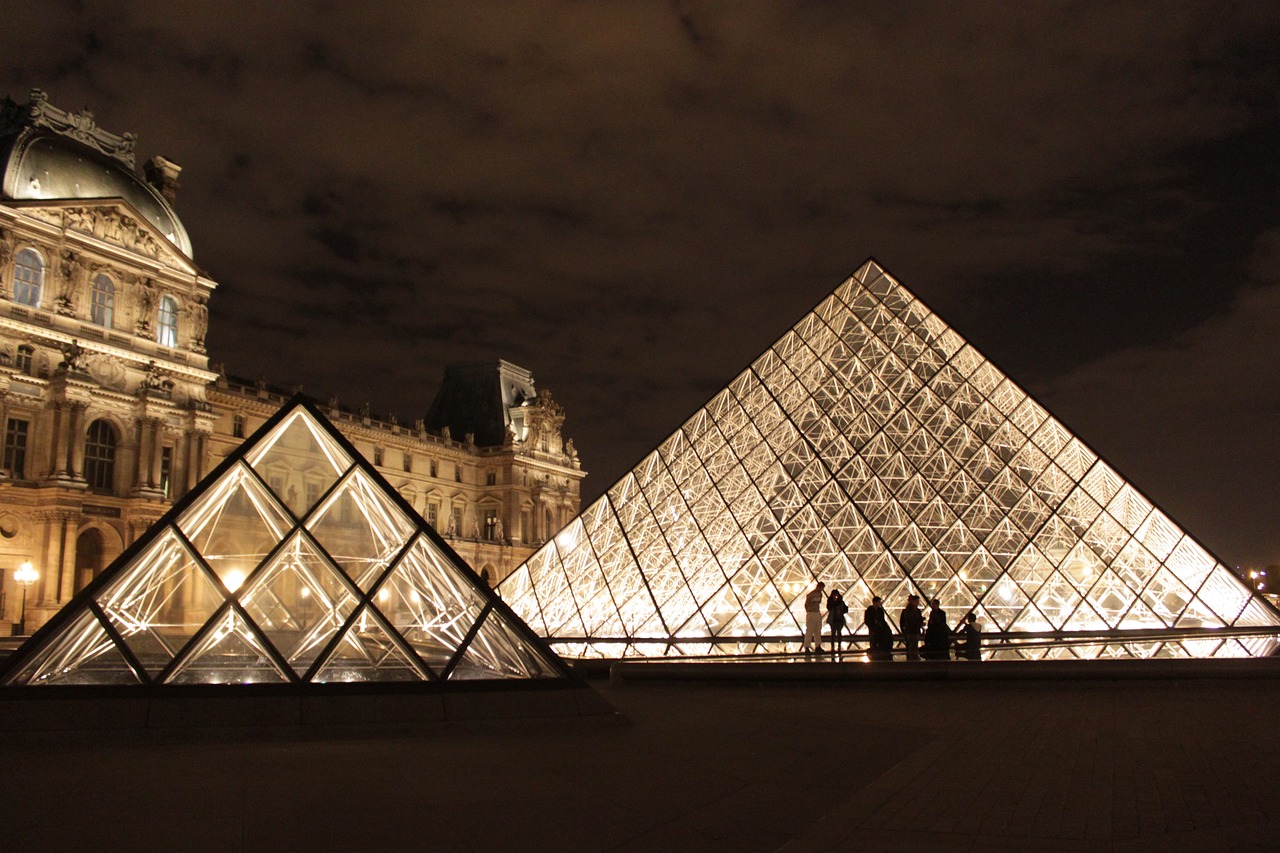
[{"x1": 4, "y1": 673, "x2": 1280, "y2": 851}]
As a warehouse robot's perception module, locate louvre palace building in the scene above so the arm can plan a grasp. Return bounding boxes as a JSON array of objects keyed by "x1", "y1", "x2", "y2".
[{"x1": 0, "y1": 90, "x2": 583, "y2": 636}]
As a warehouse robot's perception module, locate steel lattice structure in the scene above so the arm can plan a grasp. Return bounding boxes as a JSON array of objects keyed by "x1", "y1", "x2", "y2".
[{"x1": 501, "y1": 260, "x2": 1280, "y2": 659}]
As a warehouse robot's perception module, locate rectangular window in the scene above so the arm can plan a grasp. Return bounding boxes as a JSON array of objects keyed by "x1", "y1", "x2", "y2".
[
  {"x1": 429, "y1": 460, "x2": 438, "y2": 478},
  {"x1": 15, "y1": 346, "x2": 34, "y2": 375},
  {"x1": 306, "y1": 482, "x2": 320, "y2": 509},
  {"x1": 521, "y1": 511, "x2": 530, "y2": 543},
  {"x1": 403, "y1": 453, "x2": 412, "y2": 473},
  {"x1": 232, "y1": 414, "x2": 245, "y2": 438},
  {"x1": 373, "y1": 447, "x2": 384, "y2": 467},
  {"x1": 160, "y1": 446, "x2": 173, "y2": 499},
  {"x1": 454, "y1": 464, "x2": 462, "y2": 483},
  {"x1": 3, "y1": 418, "x2": 30, "y2": 479},
  {"x1": 426, "y1": 502, "x2": 438, "y2": 529},
  {"x1": 485, "y1": 471, "x2": 497, "y2": 486},
  {"x1": 484, "y1": 509, "x2": 498, "y2": 540}
]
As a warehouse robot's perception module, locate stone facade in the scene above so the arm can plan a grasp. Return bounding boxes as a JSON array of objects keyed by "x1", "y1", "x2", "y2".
[{"x1": 0, "y1": 90, "x2": 582, "y2": 635}]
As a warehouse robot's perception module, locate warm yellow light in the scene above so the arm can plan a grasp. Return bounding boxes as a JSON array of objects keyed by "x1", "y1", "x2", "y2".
[
  {"x1": 223, "y1": 568, "x2": 246, "y2": 593},
  {"x1": 300, "y1": 586, "x2": 311, "y2": 598},
  {"x1": 14, "y1": 561, "x2": 38, "y2": 585},
  {"x1": 378, "y1": 588, "x2": 390, "y2": 603},
  {"x1": 1251, "y1": 571, "x2": 1259, "y2": 579}
]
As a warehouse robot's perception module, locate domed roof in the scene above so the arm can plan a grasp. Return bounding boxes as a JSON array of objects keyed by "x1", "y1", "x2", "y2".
[{"x1": 0, "y1": 90, "x2": 192, "y2": 258}]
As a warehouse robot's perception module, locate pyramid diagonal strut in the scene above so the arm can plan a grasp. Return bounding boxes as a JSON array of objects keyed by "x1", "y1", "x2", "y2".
[
  {"x1": 500, "y1": 260, "x2": 1280, "y2": 658},
  {"x1": 2, "y1": 397, "x2": 572, "y2": 686}
]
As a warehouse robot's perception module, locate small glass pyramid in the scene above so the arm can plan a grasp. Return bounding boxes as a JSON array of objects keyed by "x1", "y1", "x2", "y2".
[
  {"x1": 500, "y1": 260, "x2": 1280, "y2": 658},
  {"x1": 3, "y1": 397, "x2": 570, "y2": 686}
]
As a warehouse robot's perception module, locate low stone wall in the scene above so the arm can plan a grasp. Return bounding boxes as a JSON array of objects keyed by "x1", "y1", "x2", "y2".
[{"x1": 0, "y1": 680, "x2": 615, "y2": 733}]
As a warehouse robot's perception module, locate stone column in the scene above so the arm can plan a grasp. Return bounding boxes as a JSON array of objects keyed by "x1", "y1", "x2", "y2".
[
  {"x1": 57, "y1": 514, "x2": 76, "y2": 602},
  {"x1": 133, "y1": 418, "x2": 150, "y2": 491},
  {"x1": 46, "y1": 402, "x2": 66, "y2": 479},
  {"x1": 148, "y1": 419, "x2": 163, "y2": 488},
  {"x1": 65, "y1": 402, "x2": 86, "y2": 479}
]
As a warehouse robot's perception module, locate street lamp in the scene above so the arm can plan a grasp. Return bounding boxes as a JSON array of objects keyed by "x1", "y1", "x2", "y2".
[{"x1": 13, "y1": 561, "x2": 38, "y2": 636}]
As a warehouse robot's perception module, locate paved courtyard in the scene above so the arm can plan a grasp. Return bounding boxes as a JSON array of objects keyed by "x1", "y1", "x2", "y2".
[{"x1": 5, "y1": 673, "x2": 1280, "y2": 851}]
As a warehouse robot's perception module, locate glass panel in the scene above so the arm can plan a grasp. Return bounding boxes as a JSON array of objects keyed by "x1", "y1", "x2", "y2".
[
  {"x1": 166, "y1": 609, "x2": 289, "y2": 685},
  {"x1": 177, "y1": 463, "x2": 293, "y2": 586},
  {"x1": 371, "y1": 536, "x2": 488, "y2": 673},
  {"x1": 6, "y1": 609, "x2": 139, "y2": 686},
  {"x1": 306, "y1": 468, "x2": 415, "y2": 589},
  {"x1": 448, "y1": 606, "x2": 562, "y2": 680},
  {"x1": 96, "y1": 527, "x2": 225, "y2": 674},
  {"x1": 246, "y1": 409, "x2": 352, "y2": 515},
  {"x1": 313, "y1": 605, "x2": 427, "y2": 682},
  {"x1": 238, "y1": 531, "x2": 359, "y2": 676}
]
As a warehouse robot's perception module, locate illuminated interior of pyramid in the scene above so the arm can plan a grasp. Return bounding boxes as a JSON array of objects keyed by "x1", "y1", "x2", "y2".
[{"x1": 500, "y1": 260, "x2": 1280, "y2": 660}]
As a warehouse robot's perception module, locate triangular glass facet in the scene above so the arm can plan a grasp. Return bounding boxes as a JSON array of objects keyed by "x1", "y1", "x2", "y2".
[
  {"x1": 166, "y1": 609, "x2": 289, "y2": 685},
  {"x1": 177, "y1": 462, "x2": 293, "y2": 588},
  {"x1": 313, "y1": 605, "x2": 427, "y2": 683},
  {"x1": 501, "y1": 259, "x2": 1280, "y2": 657},
  {"x1": 245, "y1": 408, "x2": 352, "y2": 517},
  {"x1": 6, "y1": 609, "x2": 140, "y2": 686},
  {"x1": 448, "y1": 606, "x2": 563, "y2": 680},
  {"x1": 96, "y1": 527, "x2": 225, "y2": 675},
  {"x1": 306, "y1": 468, "x2": 415, "y2": 589}
]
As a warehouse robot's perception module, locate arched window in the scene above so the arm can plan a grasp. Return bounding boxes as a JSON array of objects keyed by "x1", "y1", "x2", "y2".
[
  {"x1": 90, "y1": 274, "x2": 115, "y2": 327},
  {"x1": 156, "y1": 295, "x2": 179, "y2": 347},
  {"x1": 84, "y1": 420, "x2": 118, "y2": 492},
  {"x1": 13, "y1": 248, "x2": 44, "y2": 307}
]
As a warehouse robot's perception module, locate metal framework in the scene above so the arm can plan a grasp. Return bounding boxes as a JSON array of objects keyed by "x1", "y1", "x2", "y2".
[
  {"x1": 2, "y1": 397, "x2": 572, "y2": 686},
  {"x1": 501, "y1": 260, "x2": 1280, "y2": 659}
]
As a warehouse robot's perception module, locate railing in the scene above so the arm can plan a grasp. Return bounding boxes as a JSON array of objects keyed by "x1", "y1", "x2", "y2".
[{"x1": 545, "y1": 624, "x2": 1280, "y2": 659}]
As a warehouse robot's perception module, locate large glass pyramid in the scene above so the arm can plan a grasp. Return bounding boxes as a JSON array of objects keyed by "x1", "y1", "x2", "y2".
[
  {"x1": 501, "y1": 260, "x2": 1280, "y2": 660},
  {"x1": 3, "y1": 397, "x2": 570, "y2": 686}
]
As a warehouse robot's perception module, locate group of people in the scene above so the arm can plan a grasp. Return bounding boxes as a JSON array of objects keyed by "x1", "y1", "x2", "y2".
[{"x1": 801, "y1": 581, "x2": 982, "y2": 660}]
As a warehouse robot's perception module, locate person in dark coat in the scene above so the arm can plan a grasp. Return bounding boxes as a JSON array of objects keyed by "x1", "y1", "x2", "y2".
[
  {"x1": 922, "y1": 597, "x2": 951, "y2": 660},
  {"x1": 899, "y1": 594, "x2": 925, "y2": 660},
  {"x1": 957, "y1": 612, "x2": 983, "y2": 661},
  {"x1": 864, "y1": 595, "x2": 893, "y2": 660},
  {"x1": 826, "y1": 588, "x2": 849, "y2": 653}
]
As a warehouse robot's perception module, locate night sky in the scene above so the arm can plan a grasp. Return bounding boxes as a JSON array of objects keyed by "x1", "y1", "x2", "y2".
[{"x1": 4, "y1": 3, "x2": 1279, "y2": 568}]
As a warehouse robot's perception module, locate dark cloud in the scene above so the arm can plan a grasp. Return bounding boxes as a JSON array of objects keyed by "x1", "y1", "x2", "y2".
[{"x1": 3, "y1": 0, "x2": 1280, "y2": 565}]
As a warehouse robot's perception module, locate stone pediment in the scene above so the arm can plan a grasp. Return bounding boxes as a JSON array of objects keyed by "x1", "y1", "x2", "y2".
[{"x1": 10, "y1": 198, "x2": 196, "y2": 274}]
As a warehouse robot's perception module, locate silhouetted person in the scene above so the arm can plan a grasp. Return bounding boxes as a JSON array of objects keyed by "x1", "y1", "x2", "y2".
[
  {"x1": 957, "y1": 612, "x2": 982, "y2": 661},
  {"x1": 802, "y1": 581, "x2": 826, "y2": 653},
  {"x1": 922, "y1": 598, "x2": 951, "y2": 660},
  {"x1": 900, "y1": 594, "x2": 924, "y2": 660},
  {"x1": 864, "y1": 595, "x2": 893, "y2": 660},
  {"x1": 826, "y1": 588, "x2": 848, "y2": 653}
]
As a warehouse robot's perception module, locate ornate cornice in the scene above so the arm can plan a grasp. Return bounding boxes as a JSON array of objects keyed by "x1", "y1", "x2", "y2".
[{"x1": 1, "y1": 89, "x2": 137, "y2": 168}]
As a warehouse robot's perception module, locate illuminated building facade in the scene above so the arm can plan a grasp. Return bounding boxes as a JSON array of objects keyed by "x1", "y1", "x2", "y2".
[
  {"x1": 1, "y1": 398, "x2": 570, "y2": 685},
  {"x1": 0, "y1": 90, "x2": 582, "y2": 636},
  {"x1": 502, "y1": 260, "x2": 1280, "y2": 659}
]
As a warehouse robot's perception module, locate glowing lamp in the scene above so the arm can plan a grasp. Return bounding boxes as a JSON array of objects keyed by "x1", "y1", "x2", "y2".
[
  {"x1": 222, "y1": 568, "x2": 246, "y2": 593},
  {"x1": 13, "y1": 561, "x2": 38, "y2": 635}
]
